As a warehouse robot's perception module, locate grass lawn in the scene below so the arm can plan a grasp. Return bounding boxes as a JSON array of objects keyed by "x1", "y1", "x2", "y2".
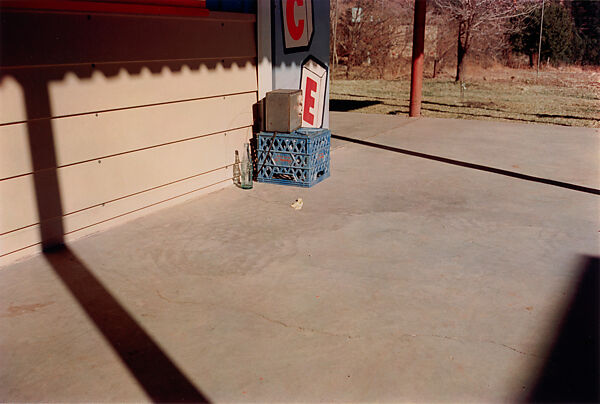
[{"x1": 330, "y1": 69, "x2": 600, "y2": 128}]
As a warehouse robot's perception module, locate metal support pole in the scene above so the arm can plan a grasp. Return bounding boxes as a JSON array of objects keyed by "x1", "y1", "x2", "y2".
[
  {"x1": 537, "y1": 0, "x2": 545, "y2": 79},
  {"x1": 332, "y1": 0, "x2": 339, "y2": 72},
  {"x1": 409, "y1": 0, "x2": 426, "y2": 117}
]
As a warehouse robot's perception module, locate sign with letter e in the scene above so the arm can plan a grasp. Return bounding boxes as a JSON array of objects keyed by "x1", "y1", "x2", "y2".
[
  {"x1": 281, "y1": 0, "x2": 314, "y2": 52},
  {"x1": 300, "y1": 57, "x2": 328, "y2": 128}
]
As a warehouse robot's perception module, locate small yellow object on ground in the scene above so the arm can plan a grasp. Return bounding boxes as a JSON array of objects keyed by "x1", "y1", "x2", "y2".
[{"x1": 291, "y1": 198, "x2": 303, "y2": 210}]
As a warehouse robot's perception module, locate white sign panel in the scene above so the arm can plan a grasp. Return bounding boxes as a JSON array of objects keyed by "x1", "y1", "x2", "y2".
[
  {"x1": 300, "y1": 57, "x2": 327, "y2": 128},
  {"x1": 281, "y1": 0, "x2": 313, "y2": 51}
]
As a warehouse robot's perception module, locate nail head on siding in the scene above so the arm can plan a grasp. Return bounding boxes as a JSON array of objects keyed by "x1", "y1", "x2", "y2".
[
  {"x1": 98, "y1": 160, "x2": 101, "y2": 164},
  {"x1": 87, "y1": 15, "x2": 91, "y2": 20}
]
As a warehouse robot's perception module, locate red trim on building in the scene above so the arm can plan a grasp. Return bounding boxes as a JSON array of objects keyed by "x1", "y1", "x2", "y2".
[{"x1": 0, "y1": 0, "x2": 209, "y2": 17}]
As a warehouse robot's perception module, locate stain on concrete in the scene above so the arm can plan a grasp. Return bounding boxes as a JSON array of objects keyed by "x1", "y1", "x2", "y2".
[{"x1": 3, "y1": 302, "x2": 54, "y2": 317}]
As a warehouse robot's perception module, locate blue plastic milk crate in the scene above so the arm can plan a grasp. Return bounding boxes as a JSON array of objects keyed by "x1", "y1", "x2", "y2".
[{"x1": 257, "y1": 128, "x2": 331, "y2": 187}]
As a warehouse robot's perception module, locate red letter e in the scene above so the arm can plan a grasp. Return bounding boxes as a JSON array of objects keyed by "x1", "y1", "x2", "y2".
[{"x1": 303, "y1": 76, "x2": 317, "y2": 125}]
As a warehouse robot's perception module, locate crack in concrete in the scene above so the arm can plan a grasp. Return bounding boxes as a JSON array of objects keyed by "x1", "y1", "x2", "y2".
[
  {"x1": 250, "y1": 310, "x2": 360, "y2": 339},
  {"x1": 156, "y1": 289, "x2": 359, "y2": 339},
  {"x1": 155, "y1": 289, "x2": 534, "y2": 357},
  {"x1": 401, "y1": 333, "x2": 539, "y2": 357},
  {"x1": 156, "y1": 289, "x2": 209, "y2": 306}
]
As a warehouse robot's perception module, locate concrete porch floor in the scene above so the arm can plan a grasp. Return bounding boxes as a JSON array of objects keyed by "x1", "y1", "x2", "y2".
[{"x1": 1, "y1": 112, "x2": 598, "y2": 402}]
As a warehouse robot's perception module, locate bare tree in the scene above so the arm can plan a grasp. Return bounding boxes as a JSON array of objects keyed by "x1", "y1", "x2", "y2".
[
  {"x1": 330, "y1": 0, "x2": 340, "y2": 72},
  {"x1": 428, "y1": 13, "x2": 456, "y2": 78},
  {"x1": 334, "y1": 0, "x2": 409, "y2": 79},
  {"x1": 433, "y1": 0, "x2": 540, "y2": 82}
]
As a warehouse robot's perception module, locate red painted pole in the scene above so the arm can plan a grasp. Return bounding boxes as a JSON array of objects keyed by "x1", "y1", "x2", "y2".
[{"x1": 409, "y1": 0, "x2": 426, "y2": 117}]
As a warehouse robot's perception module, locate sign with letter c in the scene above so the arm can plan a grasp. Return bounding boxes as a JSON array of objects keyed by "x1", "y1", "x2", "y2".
[{"x1": 281, "y1": 0, "x2": 313, "y2": 51}]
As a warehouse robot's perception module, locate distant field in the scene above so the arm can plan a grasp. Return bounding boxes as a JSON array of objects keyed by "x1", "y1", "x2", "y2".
[{"x1": 330, "y1": 68, "x2": 600, "y2": 128}]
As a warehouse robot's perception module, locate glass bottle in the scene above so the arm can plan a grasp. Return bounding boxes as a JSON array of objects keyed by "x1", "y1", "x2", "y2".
[
  {"x1": 233, "y1": 150, "x2": 241, "y2": 186},
  {"x1": 241, "y1": 142, "x2": 253, "y2": 189}
]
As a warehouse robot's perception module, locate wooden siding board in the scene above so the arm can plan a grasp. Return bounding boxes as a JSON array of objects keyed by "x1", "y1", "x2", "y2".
[
  {"x1": 0, "y1": 168, "x2": 231, "y2": 261},
  {"x1": 0, "y1": 126, "x2": 250, "y2": 235},
  {"x1": 0, "y1": 0, "x2": 209, "y2": 18},
  {"x1": 0, "y1": 76, "x2": 26, "y2": 124},
  {"x1": 0, "y1": 92, "x2": 256, "y2": 179},
  {"x1": 0, "y1": 11, "x2": 256, "y2": 68},
  {"x1": 1, "y1": 60, "x2": 257, "y2": 125}
]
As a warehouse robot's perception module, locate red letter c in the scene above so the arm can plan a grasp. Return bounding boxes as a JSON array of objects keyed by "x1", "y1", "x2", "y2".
[{"x1": 286, "y1": 0, "x2": 305, "y2": 41}]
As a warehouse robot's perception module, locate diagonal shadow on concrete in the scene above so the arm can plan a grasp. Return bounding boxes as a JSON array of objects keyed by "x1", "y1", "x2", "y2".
[
  {"x1": 330, "y1": 99, "x2": 382, "y2": 112},
  {"x1": 331, "y1": 134, "x2": 600, "y2": 196},
  {"x1": 22, "y1": 78, "x2": 209, "y2": 403},
  {"x1": 45, "y1": 245, "x2": 210, "y2": 403}
]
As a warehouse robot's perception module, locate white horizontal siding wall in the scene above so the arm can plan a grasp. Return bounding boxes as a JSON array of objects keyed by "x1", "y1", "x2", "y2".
[{"x1": 0, "y1": 10, "x2": 258, "y2": 265}]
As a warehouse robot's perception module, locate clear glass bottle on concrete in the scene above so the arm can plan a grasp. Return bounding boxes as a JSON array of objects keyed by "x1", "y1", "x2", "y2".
[
  {"x1": 240, "y1": 143, "x2": 253, "y2": 189},
  {"x1": 233, "y1": 150, "x2": 241, "y2": 186}
]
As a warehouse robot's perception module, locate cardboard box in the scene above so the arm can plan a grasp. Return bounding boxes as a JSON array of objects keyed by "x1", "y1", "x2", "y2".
[{"x1": 265, "y1": 89, "x2": 303, "y2": 133}]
